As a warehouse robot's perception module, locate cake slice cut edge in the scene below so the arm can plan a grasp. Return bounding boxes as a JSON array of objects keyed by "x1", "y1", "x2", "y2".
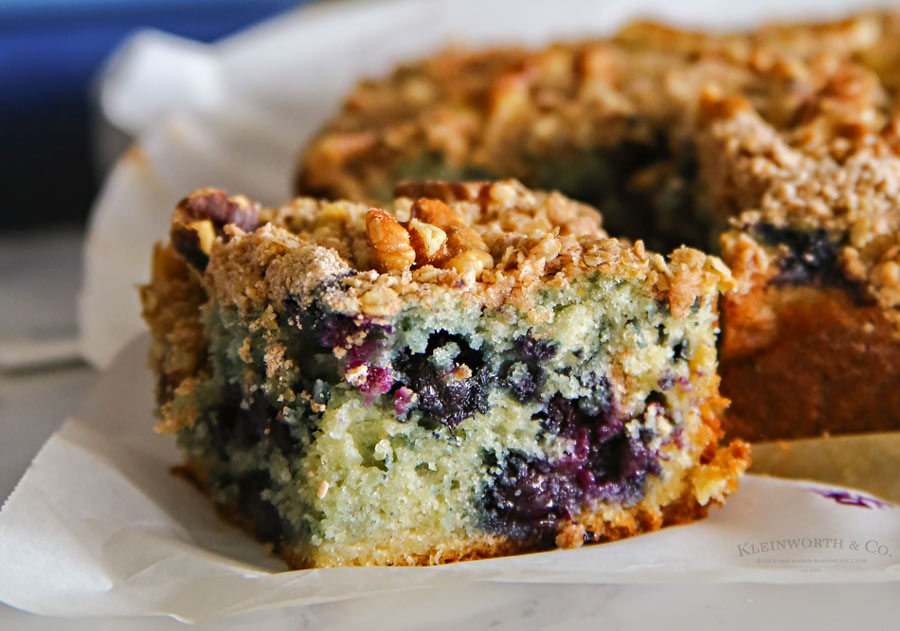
[{"x1": 140, "y1": 180, "x2": 750, "y2": 569}]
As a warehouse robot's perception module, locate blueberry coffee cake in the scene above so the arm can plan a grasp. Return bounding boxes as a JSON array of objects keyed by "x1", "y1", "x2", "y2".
[
  {"x1": 141, "y1": 181, "x2": 749, "y2": 568},
  {"x1": 296, "y1": 11, "x2": 900, "y2": 441}
]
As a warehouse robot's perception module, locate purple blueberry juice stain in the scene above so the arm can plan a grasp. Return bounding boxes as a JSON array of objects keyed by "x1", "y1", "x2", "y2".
[
  {"x1": 291, "y1": 299, "x2": 397, "y2": 402},
  {"x1": 809, "y1": 488, "x2": 894, "y2": 510},
  {"x1": 278, "y1": 295, "x2": 688, "y2": 542},
  {"x1": 393, "y1": 386, "x2": 417, "y2": 416},
  {"x1": 658, "y1": 371, "x2": 676, "y2": 391},
  {"x1": 481, "y1": 435, "x2": 658, "y2": 542},
  {"x1": 234, "y1": 470, "x2": 285, "y2": 545},
  {"x1": 343, "y1": 342, "x2": 394, "y2": 402},
  {"x1": 669, "y1": 425, "x2": 685, "y2": 449},
  {"x1": 354, "y1": 365, "x2": 394, "y2": 404}
]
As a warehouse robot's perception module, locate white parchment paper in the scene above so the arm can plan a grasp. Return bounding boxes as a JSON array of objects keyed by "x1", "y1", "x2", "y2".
[
  {"x1": 79, "y1": 0, "x2": 900, "y2": 368},
  {"x1": 1, "y1": 337, "x2": 898, "y2": 622},
  {"x1": 8, "y1": 0, "x2": 893, "y2": 622}
]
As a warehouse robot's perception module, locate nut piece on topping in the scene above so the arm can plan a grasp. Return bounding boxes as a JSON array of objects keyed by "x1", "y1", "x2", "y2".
[
  {"x1": 407, "y1": 217, "x2": 449, "y2": 266},
  {"x1": 395, "y1": 180, "x2": 488, "y2": 203},
  {"x1": 188, "y1": 220, "x2": 216, "y2": 256},
  {"x1": 410, "y1": 197, "x2": 467, "y2": 231},
  {"x1": 411, "y1": 197, "x2": 489, "y2": 257},
  {"x1": 363, "y1": 195, "x2": 496, "y2": 278},
  {"x1": 446, "y1": 249, "x2": 494, "y2": 280},
  {"x1": 162, "y1": 180, "x2": 735, "y2": 324},
  {"x1": 365, "y1": 208, "x2": 416, "y2": 272},
  {"x1": 170, "y1": 189, "x2": 261, "y2": 271},
  {"x1": 175, "y1": 188, "x2": 260, "y2": 234}
]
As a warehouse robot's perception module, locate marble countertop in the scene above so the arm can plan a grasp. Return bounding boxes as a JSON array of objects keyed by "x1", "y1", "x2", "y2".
[{"x1": 1, "y1": 229, "x2": 895, "y2": 630}]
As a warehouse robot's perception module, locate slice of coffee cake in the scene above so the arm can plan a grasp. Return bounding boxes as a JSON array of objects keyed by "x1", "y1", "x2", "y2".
[{"x1": 141, "y1": 180, "x2": 749, "y2": 568}]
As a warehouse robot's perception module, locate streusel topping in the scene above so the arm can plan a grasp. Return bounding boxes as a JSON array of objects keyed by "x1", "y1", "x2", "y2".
[
  {"x1": 297, "y1": 11, "x2": 900, "y2": 327},
  {"x1": 172, "y1": 181, "x2": 733, "y2": 320}
]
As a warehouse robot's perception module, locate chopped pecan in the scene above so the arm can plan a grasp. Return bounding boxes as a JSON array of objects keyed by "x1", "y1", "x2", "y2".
[
  {"x1": 365, "y1": 209, "x2": 416, "y2": 272},
  {"x1": 177, "y1": 189, "x2": 260, "y2": 234},
  {"x1": 411, "y1": 198, "x2": 488, "y2": 255},
  {"x1": 395, "y1": 180, "x2": 489, "y2": 204},
  {"x1": 874, "y1": 260, "x2": 900, "y2": 288},
  {"x1": 446, "y1": 249, "x2": 494, "y2": 280},
  {"x1": 407, "y1": 217, "x2": 449, "y2": 266},
  {"x1": 446, "y1": 224, "x2": 487, "y2": 253},
  {"x1": 171, "y1": 189, "x2": 261, "y2": 270},
  {"x1": 410, "y1": 197, "x2": 467, "y2": 229},
  {"x1": 406, "y1": 196, "x2": 493, "y2": 278},
  {"x1": 697, "y1": 90, "x2": 750, "y2": 122}
]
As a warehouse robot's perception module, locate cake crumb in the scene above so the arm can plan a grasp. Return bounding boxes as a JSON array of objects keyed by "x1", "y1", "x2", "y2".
[{"x1": 555, "y1": 522, "x2": 587, "y2": 549}]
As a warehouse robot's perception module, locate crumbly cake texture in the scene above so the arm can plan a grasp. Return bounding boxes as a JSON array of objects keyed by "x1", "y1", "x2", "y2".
[
  {"x1": 141, "y1": 182, "x2": 749, "y2": 568},
  {"x1": 296, "y1": 11, "x2": 900, "y2": 440}
]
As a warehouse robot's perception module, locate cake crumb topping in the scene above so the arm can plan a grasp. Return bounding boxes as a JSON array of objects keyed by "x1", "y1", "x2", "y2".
[
  {"x1": 171, "y1": 181, "x2": 732, "y2": 320},
  {"x1": 296, "y1": 10, "x2": 900, "y2": 332}
]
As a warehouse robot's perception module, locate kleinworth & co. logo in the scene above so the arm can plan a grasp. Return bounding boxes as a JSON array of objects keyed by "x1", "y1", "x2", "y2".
[
  {"x1": 733, "y1": 486, "x2": 896, "y2": 572},
  {"x1": 736, "y1": 537, "x2": 892, "y2": 559}
]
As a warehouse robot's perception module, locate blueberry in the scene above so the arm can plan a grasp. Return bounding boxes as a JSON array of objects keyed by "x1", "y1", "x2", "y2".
[
  {"x1": 498, "y1": 333, "x2": 559, "y2": 403},
  {"x1": 481, "y1": 391, "x2": 663, "y2": 541},
  {"x1": 202, "y1": 382, "x2": 298, "y2": 457},
  {"x1": 657, "y1": 371, "x2": 676, "y2": 391},
  {"x1": 753, "y1": 223, "x2": 865, "y2": 301},
  {"x1": 503, "y1": 361, "x2": 543, "y2": 402},
  {"x1": 515, "y1": 333, "x2": 558, "y2": 362},
  {"x1": 394, "y1": 332, "x2": 490, "y2": 429}
]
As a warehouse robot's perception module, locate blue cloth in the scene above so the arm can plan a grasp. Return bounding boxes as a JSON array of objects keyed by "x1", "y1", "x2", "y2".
[{"x1": 1, "y1": 1, "x2": 307, "y2": 227}]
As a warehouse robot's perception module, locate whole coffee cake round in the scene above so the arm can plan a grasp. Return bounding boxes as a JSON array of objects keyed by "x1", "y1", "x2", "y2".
[{"x1": 296, "y1": 11, "x2": 900, "y2": 441}]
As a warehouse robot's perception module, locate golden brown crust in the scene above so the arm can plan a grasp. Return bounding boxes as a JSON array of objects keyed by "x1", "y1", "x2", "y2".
[
  {"x1": 700, "y1": 91, "x2": 900, "y2": 335},
  {"x1": 139, "y1": 242, "x2": 209, "y2": 430},
  {"x1": 721, "y1": 285, "x2": 900, "y2": 440}
]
